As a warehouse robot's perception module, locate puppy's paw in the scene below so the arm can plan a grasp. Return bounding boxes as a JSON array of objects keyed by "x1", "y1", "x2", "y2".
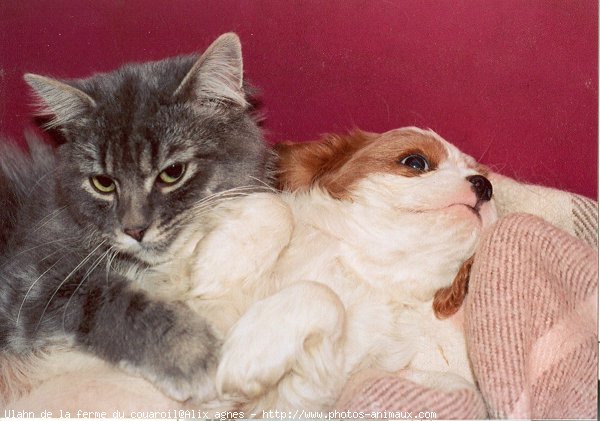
[
  {"x1": 216, "y1": 315, "x2": 295, "y2": 399},
  {"x1": 216, "y1": 282, "x2": 346, "y2": 401}
]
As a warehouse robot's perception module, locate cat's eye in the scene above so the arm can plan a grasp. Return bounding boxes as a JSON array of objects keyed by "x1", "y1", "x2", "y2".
[
  {"x1": 90, "y1": 175, "x2": 116, "y2": 194},
  {"x1": 399, "y1": 154, "x2": 430, "y2": 172},
  {"x1": 158, "y1": 163, "x2": 186, "y2": 185}
]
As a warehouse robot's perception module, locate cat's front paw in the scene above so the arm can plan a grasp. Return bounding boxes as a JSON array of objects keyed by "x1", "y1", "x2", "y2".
[
  {"x1": 120, "y1": 304, "x2": 221, "y2": 403},
  {"x1": 148, "y1": 365, "x2": 217, "y2": 403}
]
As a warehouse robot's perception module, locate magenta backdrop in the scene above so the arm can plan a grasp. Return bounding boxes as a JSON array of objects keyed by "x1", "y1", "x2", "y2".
[{"x1": 1, "y1": 1, "x2": 597, "y2": 198}]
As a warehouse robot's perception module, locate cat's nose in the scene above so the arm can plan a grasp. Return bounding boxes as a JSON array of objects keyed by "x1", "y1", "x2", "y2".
[
  {"x1": 467, "y1": 175, "x2": 493, "y2": 202},
  {"x1": 123, "y1": 226, "x2": 148, "y2": 242}
]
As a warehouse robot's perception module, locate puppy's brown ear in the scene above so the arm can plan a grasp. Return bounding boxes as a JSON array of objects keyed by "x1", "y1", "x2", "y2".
[
  {"x1": 275, "y1": 130, "x2": 373, "y2": 197},
  {"x1": 433, "y1": 256, "x2": 474, "y2": 319},
  {"x1": 275, "y1": 141, "x2": 319, "y2": 192}
]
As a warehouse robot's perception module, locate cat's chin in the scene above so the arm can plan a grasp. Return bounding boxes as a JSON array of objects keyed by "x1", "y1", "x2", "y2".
[{"x1": 115, "y1": 241, "x2": 173, "y2": 266}]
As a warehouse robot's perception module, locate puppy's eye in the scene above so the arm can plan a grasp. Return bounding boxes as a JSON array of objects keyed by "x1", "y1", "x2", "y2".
[
  {"x1": 400, "y1": 154, "x2": 430, "y2": 172},
  {"x1": 158, "y1": 163, "x2": 186, "y2": 185},
  {"x1": 90, "y1": 175, "x2": 116, "y2": 194}
]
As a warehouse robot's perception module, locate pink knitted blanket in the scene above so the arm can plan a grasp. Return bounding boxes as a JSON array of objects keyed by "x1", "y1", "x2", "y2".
[{"x1": 335, "y1": 212, "x2": 598, "y2": 419}]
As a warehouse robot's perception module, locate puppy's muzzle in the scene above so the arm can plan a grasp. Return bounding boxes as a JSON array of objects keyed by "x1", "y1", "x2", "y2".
[{"x1": 467, "y1": 175, "x2": 493, "y2": 203}]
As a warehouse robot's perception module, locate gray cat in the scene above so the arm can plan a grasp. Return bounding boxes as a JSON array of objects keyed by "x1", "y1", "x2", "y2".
[{"x1": 0, "y1": 33, "x2": 272, "y2": 402}]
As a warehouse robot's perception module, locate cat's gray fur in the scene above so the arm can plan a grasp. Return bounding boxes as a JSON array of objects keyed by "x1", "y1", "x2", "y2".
[{"x1": 0, "y1": 33, "x2": 273, "y2": 401}]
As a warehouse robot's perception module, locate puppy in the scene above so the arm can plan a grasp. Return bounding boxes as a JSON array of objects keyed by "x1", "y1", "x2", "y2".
[
  {"x1": 6, "y1": 127, "x2": 496, "y2": 414},
  {"x1": 163, "y1": 126, "x2": 498, "y2": 411}
]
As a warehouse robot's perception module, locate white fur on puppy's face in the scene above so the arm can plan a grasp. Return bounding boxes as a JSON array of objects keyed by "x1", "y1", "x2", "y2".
[
  {"x1": 277, "y1": 127, "x2": 497, "y2": 299},
  {"x1": 345, "y1": 128, "x2": 497, "y2": 297}
]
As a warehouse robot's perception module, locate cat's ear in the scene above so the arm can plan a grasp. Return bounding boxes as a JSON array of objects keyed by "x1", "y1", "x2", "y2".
[
  {"x1": 174, "y1": 32, "x2": 247, "y2": 108},
  {"x1": 24, "y1": 73, "x2": 96, "y2": 129}
]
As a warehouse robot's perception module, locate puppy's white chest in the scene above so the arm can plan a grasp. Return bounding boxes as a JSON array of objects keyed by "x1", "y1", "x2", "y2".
[{"x1": 399, "y1": 304, "x2": 473, "y2": 384}]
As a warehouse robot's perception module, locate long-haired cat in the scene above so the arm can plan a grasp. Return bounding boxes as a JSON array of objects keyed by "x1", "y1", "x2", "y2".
[{"x1": 0, "y1": 33, "x2": 273, "y2": 405}]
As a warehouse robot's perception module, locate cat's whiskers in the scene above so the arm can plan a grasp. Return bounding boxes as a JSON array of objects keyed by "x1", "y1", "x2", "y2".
[
  {"x1": 26, "y1": 167, "x2": 60, "y2": 197},
  {"x1": 81, "y1": 246, "x2": 115, "y2": 285},
  {"x1": 9, "y1": 236, "x2": 80, "y2": 260},
  {"x1": 249, "y1": 176, "x2": 278, "y2": 193},
  {"x1": 190, "y1": 185, "x2": 272, "y2": 213},
  {"x1": 16, "y1": 255, "x2": 69, "y2": 325},
  {"x1": 34, "y1": 240, "x2": 107, "y2": 332},
  {"x1": 142, "y1": 190, "x2": 259, "y2": 256},
  {"x1": 155, "y1": 186, "x2": 267, "y2": 234},
  {"x1": 201, "y1": 184, "x2": 272, "y2": 200},
  {"x1": 38, "y1": 245, "x2": 70, "y2": 263},
  {"x1": 190, "y1": 194, "x2": 251, "y2": 217},
  {"x1": 32, "y1": 206, "x2": 68, "y2": 233},
  {"x1": 191, "y1": 185, "x2": 262, "y2": 208},
  {"x1": 166, "y1": 194, "x2": 246, "y2": 230},
  {"x1": 79, "y1": 224, "x2": 104, "y2": 249},
  {"x1": 61, "y1": 245, "x2": 115, "y2": 333},
  {"x1": 105, "y1": 248, "x2": 119, "y2": 285}
]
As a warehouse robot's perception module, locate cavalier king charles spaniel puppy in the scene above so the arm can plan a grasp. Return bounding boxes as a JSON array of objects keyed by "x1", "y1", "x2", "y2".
[{"x1": 175, "y1": 126, "x2": 497, "y2": 411}]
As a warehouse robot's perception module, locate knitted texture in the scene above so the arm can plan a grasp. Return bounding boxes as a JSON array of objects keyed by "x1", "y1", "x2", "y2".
[
  {"x1": 489, "y1": 173, "x2": 598, "y2": 248},
  {"x1": 465, "y1": 213, "x2": 598, "y2": 419},
  {"x1": 572, "y1": 194, "x2": 598, "y2": 248},
  {"x1": 334, "y1": 369, "x2": 487, "y2": 419}
]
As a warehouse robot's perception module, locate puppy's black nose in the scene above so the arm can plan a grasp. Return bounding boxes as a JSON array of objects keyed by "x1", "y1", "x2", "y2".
[{"x1": 467, "y1": 175, "x2": 493, "y2": 202}]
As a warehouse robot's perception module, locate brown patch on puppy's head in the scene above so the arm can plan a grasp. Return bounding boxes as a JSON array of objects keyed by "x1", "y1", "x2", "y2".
[
  {"x1": 275, "y1": 130, "x2": 374, "y2": 195},
  {"x1": 276, "y1": 128, "x2": 448, "y2": 199}
]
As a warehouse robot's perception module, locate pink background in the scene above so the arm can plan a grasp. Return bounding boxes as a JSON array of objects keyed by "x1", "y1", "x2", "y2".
[{"x1": 1, "y1": 1, "x2": 597, "y2": 198}]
